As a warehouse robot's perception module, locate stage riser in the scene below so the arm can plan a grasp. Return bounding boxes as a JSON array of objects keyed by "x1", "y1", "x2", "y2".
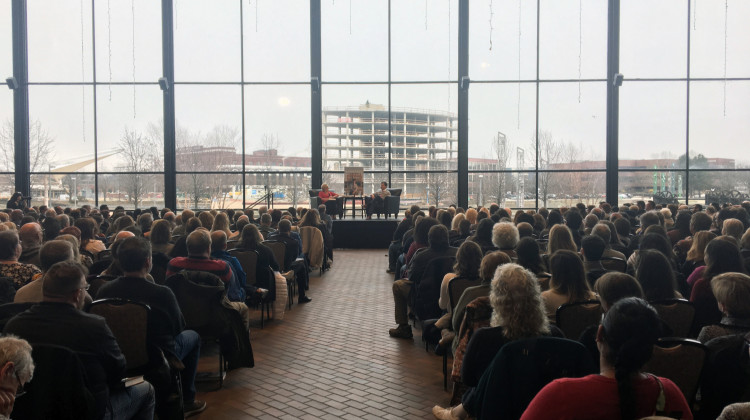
[{"x1": 332, "y1": 220, "x2": 399, "y2": 249}]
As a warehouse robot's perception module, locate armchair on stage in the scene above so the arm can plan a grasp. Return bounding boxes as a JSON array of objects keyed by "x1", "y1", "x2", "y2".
[
  {"x1": 309, "y1": 189, "x2": 344, "y2": 219},
  {"x1": 373, "y1": 188, "x2": 401, "y2": 219}
]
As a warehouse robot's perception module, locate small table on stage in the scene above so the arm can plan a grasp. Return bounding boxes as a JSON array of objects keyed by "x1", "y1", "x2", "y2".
[{"x1": 342, "y1": 195, "x2": 365, "y2": 219}]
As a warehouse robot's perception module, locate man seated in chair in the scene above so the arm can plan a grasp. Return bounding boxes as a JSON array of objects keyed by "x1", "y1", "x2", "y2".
[
  {"x1": 389, "y1": 224, "x2": 457, "y2": 339},
  {"x1": 95, "y1": 236, "x2": 206, "y2": 417},
  {"x1": 267, "y1": 220, "x2": 312, "y2": 304},
  {"x1": 166, "y1": 229, "x2": 251, "y2": 329},
  {"x1": 365, "y1": 181, "x2": 391, "y2": 220},
  {"x1": 209, "y1": 230, "x2": 268, "y2": 303},
  {"x1": 4, "y1": 260, "x2": 157, "y2": 419},
  {"x1": 14, "y1": 240, "x2": 78, "y2": 303}
]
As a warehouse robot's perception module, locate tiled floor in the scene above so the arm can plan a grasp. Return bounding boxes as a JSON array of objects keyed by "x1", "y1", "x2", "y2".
[{"x1": 194, "y1": 249, "x2": 449, "y2": 419}]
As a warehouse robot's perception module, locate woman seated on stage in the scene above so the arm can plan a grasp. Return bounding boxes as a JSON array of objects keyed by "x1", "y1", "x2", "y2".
[{"x1": 318, "y1": 184, "x2": 339, "y2": 220}]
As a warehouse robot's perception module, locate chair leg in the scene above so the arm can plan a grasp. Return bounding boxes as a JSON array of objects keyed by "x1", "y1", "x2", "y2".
[{"x1": 443, "y1": 352, "x2": 448, "y2": 391}]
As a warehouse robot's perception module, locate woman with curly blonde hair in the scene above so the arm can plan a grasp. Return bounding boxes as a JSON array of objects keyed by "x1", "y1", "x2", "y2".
[{"x1": 432, "y1": 264, "x2": 562, "y2": 420}]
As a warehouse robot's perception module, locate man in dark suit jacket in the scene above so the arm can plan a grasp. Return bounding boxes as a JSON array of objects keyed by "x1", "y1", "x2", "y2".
[
  {"x1": 4, "y1": 260, "x2": 155, "y2": 419},
  {"x1": 96, "y1": 236, "x2": 206, "y2": 417},
  {"x1": 389, "y1": 224, "x2": 457, "y2": 339}
]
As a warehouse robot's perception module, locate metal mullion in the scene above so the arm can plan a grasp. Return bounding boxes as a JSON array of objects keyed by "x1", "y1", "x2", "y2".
[
  {"x1": 605, "y1": 0, "x2": 620, "y2": 206},
  {"x1": 310, "y1": 0, "x2": 322, "y2": 189},
  {"x1": 91, "y1": 0, "x2": 99, "y2": 207},
  {"x1": 387, "y1": 0, "x2": 392, "y2": 189},
  {"x1": 457, "y1": 0, "x2": 468, "y2": 209},
  {"x1": 162, "y1": 0, "x2": 176, "y2": 210},
  {"x1": 535, "y1": 0, "x2": 540, "y2": 210},
  {"x1": 240, "y1": 0, "x2": 247, "y2": 209},
  {"x1": 685, "y1": 0, "x2": 691, "y2": 205}
]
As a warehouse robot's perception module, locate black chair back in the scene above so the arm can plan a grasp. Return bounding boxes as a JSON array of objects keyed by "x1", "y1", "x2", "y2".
[
  {"x1": 0, "y1": 277, "x2": 16, "y2": 304},
  {"x1": 600, "y1": 256, "x2": 627, "y2": 273},
  {"x1": 11, "y1": 344, "x2": 98, "y2": 420},
  {"x1": 0, "y1": 302, "x2": 35, "y2": 331},
  {"x1": 263, "y1": 240, "x2": 287, "y2": 272},
  {"x1": 555, "y1": 300, "x2": 603, "y2": 341},
  {"x1": 643, "y1": 337, "x2": 707, "y2": 406},
  {"x1": 165, "y1": 271, "x2": 225, "y2": 336},
  {"x1": 447, "y1": 276, "x2": 481, "y2": 312},
  {"x1": 150, "y1": 252, "x2": 172, "y2": 285},
  {"x1": 89, "y1": 298, "x2": 153, "y2": 373},
  {"x1": 650, "y1": 299, "x2": 695, "y2": 338},
  {"x1": 414, "y1": 256, "x2": 456, "y2": 321}
]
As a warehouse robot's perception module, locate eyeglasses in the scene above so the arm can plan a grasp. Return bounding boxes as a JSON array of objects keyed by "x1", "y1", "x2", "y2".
[{"x1": 14, "y1": 371, "x2": 28, "y2": 397}]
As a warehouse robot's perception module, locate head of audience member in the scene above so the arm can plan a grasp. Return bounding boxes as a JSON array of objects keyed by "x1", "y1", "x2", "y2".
[
  {"x1": 427, "y1": 225, "x2": 450, "y2": 251},
  {"x1": 490, "y1": 263, "x2": 549, "y2": 340},
  {"x1": 0, "y1": 231, "x2": 21, "y2": 262},
  {"x1": 150, "y1": 219, "x2": 172, "y2": 246},
  {"x1": 111, "y1": 230, "x2": 135, "y2": 247},
  {"x1": 300, "y1": 209, "x2": 322, "y2": 227},
  {"x1": 581, "y1": 235, "x2": 606, "y2": 262},
  {"x1": 42, "y1": 261, "x2": 89, "y2": 309},
  {"x1": 234, "y1": 215, "x2": 250, "y2": 233},
  {"x1": 638, "y1": 233, "x2": 674, "y2": 265},
  {"x1": 18, "y1": 222, "x2": 42, "y2": 251},
  {"x1": 635, "y1": 249, "x2": 677, "y2": 301},
  {"x1": 479, "y1": 251, "x2": 512, "y2": 283},
  {"x1": 210, "y1": 230, "x2": 228, "y2": 254},
  {"x1": 643, "y1": 224, "x2": 668, "y2": 239},
  {"x1": 549, "y1": 250, "x2": 590, "y2": 302},
  {"x1": 594, "y1": 272, "x2": 644, "y2": 312},
  {"x1": 259, "y1": 213, "x2": 272, "y2": 227},
  {"x1": 0, "y1": 335, "x2": 34, "y2": 404},
  {"x1": 660, "y1": 208, "x2": 675, "y2": 228},
  {"x1": 270, "y1": 209, "x2": 283, "y2": 227},
  {"x1": 450, "y1": 213, "x2": 465, "y2": 232},
  {"x1": 239, "y1": 224, "x2": 264, "y2": 250},
  {"x1": 532, "y1": 214, "x2": 546, "y2": 233},
  {"x1": 597, "y1": 298, "x2": 662, "y2": 420},
  {"x1": 55, "y1": 214, "x2": 70, "y2": 229},
  {"x1": 456, "y1": 219, "x2": 471, "y2": 237},
  {"x1": 277, "y1": 219, "x2": 292, "y2": 235},
  {"x1": 136, "y1": 212, "x2": 153, "y2": 235},
  {"x1": 413, "y1": 217, "x2": 439, "y2": 246},
  {"x1": 163, "y1": 211, "x2": 176, "y2": 226},
  {"x1": 564, "y1": 209, "x2": 583, "y2": 233},
  {"x1": 39, "y1": 240, "x2": 75, "y2": 272},
  {"x1": 476, "y1": 211, "x2": 488, "y2": 224},
  {"x1": 547, "y1": 224, "x2": 577, "y2": 255},
  {"x1": 704, "y1": 238, "x2": 746, "y2": 281},
  {"x1": 186, "y1": 229, "x2": 211, "y2": 258},
  {"x1": 613, "y1": 217, "x2": 631, "y2": 239},
  {"x1": 686, "y1": 230, "x2": 717, "y2": 263},
  {"x1": 74, "y1": 217, "x2": 99, "y2": 244},
  {"x1": 721, "y1": 218, "x2": 745, "y2": 242},
  {"x1": 197, "y1": 212, "x2": 214, "y2": 230},
  {"x1": 437, "y1": 210, "x2": 452, "y2": 230},
  {"x1": 516, "y1": 222, "x2": 534, "y2": 239},
  {"x1": 638, "y1": 211, "x2": 662, "y2": 233},
  {"x1": 464, "y1": 208, "x2": 478, "y2": 225},
  {"x1": 180, "y1": 209, "x2": 195, "y2": 225},
  {"x1": 584, "y1": 214, "x2": 599, "y2": 232},
  {"x1": 515, "y1": 236, "x2": 544, "y2": 275},
  {"x1": 711, "y1": 272, "x2": 750, "y2": 320},
  {"x1": 453, "y1": 241, "x2": 482, "y2": 280},
  {"x1": 211, "y1": 212, "x2": 231, "y2": 235},
  {"x1": 117, "y1": 236, "x2": 152, "y2": 276},
  {"x1": 491, "y1": 222, "x2": 519, "y2": 251},
  {"x1": 183, "y1": 217, "x2": 202, "y2": 237},
  {"x1": 591, "y1": 223, "x2": 613, "y2": 249},
  {"x1": 689, "y1": 211, "x2": 712, "y2": 235},
  {"x1": 56, "y1": 234, "x2": 82, "y2": 260}
]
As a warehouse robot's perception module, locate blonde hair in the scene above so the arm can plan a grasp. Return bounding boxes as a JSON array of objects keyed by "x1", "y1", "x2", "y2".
[
  {"x1": 712, "y1": 272, "x2": 750, "y2": 318},
  {"x1": 686, "y1": 231, "x2": 717, "y2": 262},
  {"x1": 490, "y1": 263, "x2": 550, "y2": 340},
  {"x1": 451, "y1": 213, "x2": 466, "y2": 231}
]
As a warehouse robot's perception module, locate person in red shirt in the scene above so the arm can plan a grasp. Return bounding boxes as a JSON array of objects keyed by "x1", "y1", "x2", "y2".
[
  {"x1": 520, "y1": 298, "x2": 692, "y2": 420},
  {"x1": 318, "y1": 184, "x2": 339, "y2": 220}
]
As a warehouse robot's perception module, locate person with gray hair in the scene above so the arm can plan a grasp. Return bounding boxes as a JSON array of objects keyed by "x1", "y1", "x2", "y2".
[
  {"x1": 17, "y1": 223, "x2": 43, "y2": 268},
  {"x1": 0, "y1": 231, "x2": 41, "y2": 290},
  {"x1": 0, "y1": 335, "x2": 34, "y2": 418},
  {"x1": 258, "y1": 213, "x2": 276, "y2": 239},
  {"x1": 721, "y1": 218, "x2": 745, "y2": 242},
  {"x1": 491, "y1": 222, "x2": 519, "y2": 259}
]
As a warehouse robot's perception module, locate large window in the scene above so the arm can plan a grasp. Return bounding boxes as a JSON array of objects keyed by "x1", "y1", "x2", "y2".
[{"x1": 5, "y1": 0, "x2": 750, "y2": 210}]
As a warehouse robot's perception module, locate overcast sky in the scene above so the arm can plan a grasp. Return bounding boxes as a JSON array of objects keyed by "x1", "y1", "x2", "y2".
[{"x1": 1, "y1": 0, "x2": 748, "y2": 173}]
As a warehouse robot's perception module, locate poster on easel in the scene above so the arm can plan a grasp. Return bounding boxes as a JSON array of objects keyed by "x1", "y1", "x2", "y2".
[{"x1": 344, "y1": 167, "x2": 364, "y2": 196}]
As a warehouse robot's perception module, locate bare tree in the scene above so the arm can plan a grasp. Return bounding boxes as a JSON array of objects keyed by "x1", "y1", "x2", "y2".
[
  {"x1": 118, "y1": 128, "x2": 159, "y2": 209},
  {"x1": 489, "y1": 132, "x2": 512, "y2": 207},
  {"x1": 0, "y1": 119, "x2": 56, "y2": 182},
  {"x1": 530, "y1": 130, "x2": 563, "y2": 207}
]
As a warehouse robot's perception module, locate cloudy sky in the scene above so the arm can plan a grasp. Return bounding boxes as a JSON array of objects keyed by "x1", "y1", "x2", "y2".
[{"x1": 1, "y1": 0, "x2": 748, "y2": 174}]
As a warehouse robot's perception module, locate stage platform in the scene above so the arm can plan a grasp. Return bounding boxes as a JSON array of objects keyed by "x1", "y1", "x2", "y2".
[{"x1": 332, "y1": 219, "x2": 399, "y2": 249}]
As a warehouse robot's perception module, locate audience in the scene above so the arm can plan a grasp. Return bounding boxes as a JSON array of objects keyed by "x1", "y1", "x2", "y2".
[
  {"x1": 542, "y1": 250, "x2": 596, "y2": 321},
  {"x1": 0, "y1": 231, "x2": 41, "y2": 290},
  {"x1": 0, "y1": 336, "x2": 34, "y2": 419}
]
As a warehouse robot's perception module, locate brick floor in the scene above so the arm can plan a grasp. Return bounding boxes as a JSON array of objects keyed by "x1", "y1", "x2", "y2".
[{"x1": 193, "y1": 249, "x2": 449, "y2": 419}]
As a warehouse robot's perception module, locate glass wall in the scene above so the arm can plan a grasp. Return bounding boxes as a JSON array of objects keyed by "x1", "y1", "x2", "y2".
[{"x1": 5, "y1": 0, "x2": 750, "y2": 211}]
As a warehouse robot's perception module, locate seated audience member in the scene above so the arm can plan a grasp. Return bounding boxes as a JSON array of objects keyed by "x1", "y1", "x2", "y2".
[
  {"x1": 433, "y1": 264, "x2": 563, "y2": 420},
  {"x1": 591, "y1": 223, "x2": 626, "y2": 261},
  {"x1": 0, "y1": 336, "x2": 34, "y2": 419},
  {"x1": 722, "y1": 218, "x2": 745, "y2": 242},
  {"x1": 298, "y1": 209, "x2": 334, "y2": 263},
  {"x1": 388, "y1": 211, "x2": 415, "y2": 273},
  {"x1": 171, "y1": 209, "x2": 193, "y2": 237},
  {"x1": 166, "y1": 230, "x2": 250, "y2": 328},
  {"x1": 448, "y1": 213, "x2": 465, "y2": 242},
  {"x1": 210, "y1": 213, "x2": 232, "y2": 238},
  {"x1": 668, "y1": 210, "x2": 692, "y2": 245},
  {"x1": 318, "y1": 183, "x2": 339, "y2": 220},
  {"x1": 14, "y1": 240, "x2": 75, "y2": 303},
  {"x1": 690, "y1": 238, "x2": 747, "y2": 331},
  {"x1": 491, "y1": 222, "x2": 519, "y2": 259},
  {"x1": 635, "y1": 249, "x2": 681, "y2": 301},
  {"x1": 514, "y1": 236, "x2": 546, "y2": 276},
  {"x1": 521, "y1": 298, "x2": 691, "y2": 419},
  {"x1": 197, "y1": 211, "x2": 214, "y2": 230},
  {"x1": 95, "y1": 237, "x2": 206, "y2": 417},
  {"x1": 541, "y1": 250, "x2": 597, "y2": 322},
  {"x1": 564, "y1": 209, "x2": 584, "y2": 248},
  {"x1": 546, "y1": 224, "x2": 578, "y2": 256},
  {"x1": 626, "y1": 232, "x2": 676, "y2": 275},
  {"x1": 698, "y1": 272, "x2": 750, "y2": 343},
  {"x1": 516, "y1": 222, "x2": 534, "y2": 239},
  {"x1": 742, "y1": 228, "x2": 750, "y2": 270},
  {"x1": 390, "y1": 225, "x2": 458, "y2": 339},
  {"x1": 681, "y1": 230, "x2": 716, "y2": 279},
  {"x1": 137, "y1": 213, "x2": 153, "y2": 238},
  {"x1": 168, "y1": 217, "x2": 202, "y2": 259},
  {"x1": 209, "y1": 230, "x2": 268, "y2": 303},
  {"x1": 267, "y1": 220, "x2": 312, "y2": 304},
  {"x1": 437, "y1": 241, "x2": 483, "y2": 329},
  {"x1": 258, "y1": 214, "x2": 275, "y2": 239},
  {"x1": 365, "y1": 181, "x2": 391, "y2": 219},
  {"x1": 317, "y1": 204, "x2": 333, "y2": 234},
  {"x1": 75, "y1": 217, "x2": 106, "y2": 257},
  {"x1": 0, "y1": 231, "x2": 41, "y2": 289},
  {"x1": 4, "y1": 261, "x2": 156, "y2": 419},
  {"x1": 149, "y1": 219, "x2": 174, "y2": 256},
  {"x1": 468, "y1": 218, "x2": 498, "y2": 255},
  {"x1": 580, "y1": 235, "x2": 610, "y2": 287},
  {"x1": 57, "y1": 233, "x2": 93, "y2": 268},
  {"x1": 674, "y1": 211, "x2": 713, "y2": 264},
  {"x1": 41, "y1": 216, "x2": 61, "y2": 242},
  {"x1": 17, "y1": 223, "x2": 42, "y2": 268}
]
